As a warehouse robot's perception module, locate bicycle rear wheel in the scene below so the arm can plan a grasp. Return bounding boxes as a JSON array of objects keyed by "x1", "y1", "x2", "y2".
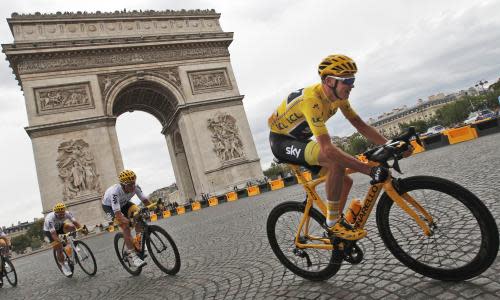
[
  {"x1": 52, "y1": 247, "x2": 74, "y2": 278},
  {"x1": 74, "y1": 241, "x2": 97, "y2": 276},
  {"x1": 376, "y1": 176, "x2": 499, "y2": 281},
  {"x1": 3, "y1": 258, "x2": 17, "y2": 287},
  {"x1": 113, "y1": 233, "x2": 143, "y2": 276},
  {"x1": 266, "y1": 201, "x2": 341, "y2": 281},
  {"x1": 145, "y1": 225, "x2": 181, "y2": 275}
]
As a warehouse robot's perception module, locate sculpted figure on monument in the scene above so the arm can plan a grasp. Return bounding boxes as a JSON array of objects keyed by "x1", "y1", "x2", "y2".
[
  {"x1": 207, "y1": 113, "x2": 245, "y2": 161},
  {"x1": 56, "y1": 139, "x2": 101, "y2": 201}
]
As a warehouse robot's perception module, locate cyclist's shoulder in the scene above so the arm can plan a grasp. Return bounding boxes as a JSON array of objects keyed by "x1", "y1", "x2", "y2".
[{"x1": 104, "y1": 183, "x2": 122, "y2": 195}]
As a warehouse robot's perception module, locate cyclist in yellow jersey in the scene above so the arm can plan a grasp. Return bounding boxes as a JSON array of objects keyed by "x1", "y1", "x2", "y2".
[{"x1": 268, "y1": 54, "x2": 399, "y2": 240}]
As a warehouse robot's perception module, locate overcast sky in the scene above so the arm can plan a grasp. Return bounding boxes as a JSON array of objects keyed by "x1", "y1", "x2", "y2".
[{"x1": 1, "y1": 0, "x2": 499, "y2": 227}]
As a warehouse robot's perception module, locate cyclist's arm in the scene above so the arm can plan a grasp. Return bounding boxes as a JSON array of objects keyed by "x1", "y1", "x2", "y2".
[
  {"x1": 316, "y1": 134, "x2": 371, "y2": 175},
  {"x1": 348, "y1": 115, "x2": 388, "y2": 145},
  {"x1": 135, "y1": 185, "x2": 151, "y2": 206}
]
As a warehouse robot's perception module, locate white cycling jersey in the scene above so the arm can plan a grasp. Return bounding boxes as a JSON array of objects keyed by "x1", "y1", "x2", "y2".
[
  {"x1": 43, "y1": 211, "x2": 76, "y2": 232},
  {"x1": 101, "y1": 183, "x2": 148, "y2": 212}
]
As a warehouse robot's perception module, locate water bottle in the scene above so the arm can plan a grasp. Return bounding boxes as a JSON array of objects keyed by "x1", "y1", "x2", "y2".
[{"x1": 345, "y1": 199, "x2": 362, "y2": 224}]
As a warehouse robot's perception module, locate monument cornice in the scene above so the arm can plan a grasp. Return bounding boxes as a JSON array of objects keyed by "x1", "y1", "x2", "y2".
[
  {"x1": 4, "y1": 38, "x2": 233, "y2": 86},
  {"x1": 25, "y1": 116, "x2": 117, "y2": 138},
  {"x1": 9, "y1": 9, "x2": 219, "y2": 20}
]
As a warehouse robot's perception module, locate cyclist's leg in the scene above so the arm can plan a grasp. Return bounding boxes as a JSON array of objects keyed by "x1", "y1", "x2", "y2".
[
  {"x1": 45, "y1": 230, "x2": 65, "y2": 263},
  {"x1": 118, "y1": 202, "x2": 135, "y2": 251},
  {"x1": 126, "y1": 204, "x2": 143, "y2": 250},
  {"x1": 62, "y1": 222, "x2": 76, "y2": 234}
]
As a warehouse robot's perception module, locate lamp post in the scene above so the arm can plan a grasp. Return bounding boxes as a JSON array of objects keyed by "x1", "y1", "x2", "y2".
[{"x1": 475, "y1": 80, "x2": 488, "y2": 93}]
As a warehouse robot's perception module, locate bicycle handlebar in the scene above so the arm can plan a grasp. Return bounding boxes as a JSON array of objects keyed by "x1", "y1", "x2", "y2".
[{"x1": 362, "y1": 126, "x2": 422, "y2": 173}]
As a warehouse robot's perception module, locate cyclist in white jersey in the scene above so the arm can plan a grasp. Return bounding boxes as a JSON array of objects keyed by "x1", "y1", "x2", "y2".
[
  {"x1": 43, "y1": 202, "x2": 84, "y2": 276},
  {"x1": 101, "y1": 170, "x2": 151, "y2": 268}
]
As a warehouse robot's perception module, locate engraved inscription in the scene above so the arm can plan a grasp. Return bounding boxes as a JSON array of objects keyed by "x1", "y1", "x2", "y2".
[
  {"x1": 189, "y1": 69, "x2": 231, "y2": 94},
  {"x1": 34, "y1": 83, "x2": 94, "y2": 115}
]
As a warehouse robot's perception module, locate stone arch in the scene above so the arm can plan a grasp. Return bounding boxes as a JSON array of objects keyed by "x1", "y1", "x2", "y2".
[{"x1": 3, "y1": 9, "x2": 263, "y2": 228}]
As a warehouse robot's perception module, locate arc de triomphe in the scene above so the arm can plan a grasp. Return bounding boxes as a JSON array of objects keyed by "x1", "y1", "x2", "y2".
[{"x1": 2, "y1": 10, "x2": 263, "y2": 226}]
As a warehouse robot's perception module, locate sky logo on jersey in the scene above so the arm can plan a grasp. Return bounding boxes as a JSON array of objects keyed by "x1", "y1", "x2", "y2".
[{"x1": 286, "y1": 145, "x2": 302, "y2": 158}]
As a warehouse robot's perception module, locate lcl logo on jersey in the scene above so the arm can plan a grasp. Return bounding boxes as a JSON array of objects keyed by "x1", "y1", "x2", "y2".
[{"x1": 286, "y1": 145, "x2": 301, "y2": 158}]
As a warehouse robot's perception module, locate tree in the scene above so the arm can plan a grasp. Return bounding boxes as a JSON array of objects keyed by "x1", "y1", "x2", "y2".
[
  {"x1": 11, "y1": 234, "x2": 31, "y2": 253},
  {"x1": 399, "y1": 120, "x2": 431, "y2": 135},
  {"x1": 263, "y1": 162, "x2": 291, "y2": 179},
  {"x1": 26, "y1": 219, "x2": 44, "y2": 241}
]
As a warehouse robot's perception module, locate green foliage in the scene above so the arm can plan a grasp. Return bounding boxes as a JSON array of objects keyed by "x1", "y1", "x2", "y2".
[
  {"x1": 398, "y1": 120, "x2": 433, "y2": 135},
  {"x1": 26, "y1": 219, "x2": 44, "y2": 241},
  {"x1": 11, "y1": 234, "x2": 31, "y2": 253},
  {"x1": 347, "y1": 133, "x2": 371, "y2": 155}
]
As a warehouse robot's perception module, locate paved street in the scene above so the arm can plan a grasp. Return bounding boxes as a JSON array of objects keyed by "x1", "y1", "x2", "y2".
[{"x1": 2, "y1": 133, "x2": 500, "y2": 300}]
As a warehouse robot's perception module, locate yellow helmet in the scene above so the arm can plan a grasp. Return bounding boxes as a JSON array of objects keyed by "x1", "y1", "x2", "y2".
[
  {"x1": 53, "y1": 202, "x2": 66, "y2": 213},
  {"x1": 119, "y1": 169, "x2": 136, "y2": 184},
  {"x1": 318, "y1": 54, "x2": 357, "y2": 78}
]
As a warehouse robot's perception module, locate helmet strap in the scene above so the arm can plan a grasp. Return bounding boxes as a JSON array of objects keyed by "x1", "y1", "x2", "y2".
[{"x1": 330, "y1": 80, "x2": 341, "y2": 100}]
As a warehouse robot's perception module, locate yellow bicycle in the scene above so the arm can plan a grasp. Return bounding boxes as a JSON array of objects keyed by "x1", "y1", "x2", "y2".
[{"x1": 266, "y1": 127, "x2": 499, "y2": 281}]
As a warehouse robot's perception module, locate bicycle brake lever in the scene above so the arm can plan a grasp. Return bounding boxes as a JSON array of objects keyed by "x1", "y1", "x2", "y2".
[{"x1": 391, "y1": 155, "x2": 403, "y2": 174}]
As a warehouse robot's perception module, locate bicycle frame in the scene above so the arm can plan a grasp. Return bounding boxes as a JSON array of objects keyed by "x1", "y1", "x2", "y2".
[{"x1": 289, "y1": 163, "x2": 435, "y2": 250}]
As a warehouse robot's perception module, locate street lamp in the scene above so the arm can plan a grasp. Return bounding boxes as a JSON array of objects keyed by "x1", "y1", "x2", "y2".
[{"x1": 475, "y1": 80, "x2": 488, "y2": 93}]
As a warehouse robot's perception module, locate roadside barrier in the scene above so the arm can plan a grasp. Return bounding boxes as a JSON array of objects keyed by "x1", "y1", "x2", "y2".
[
  {"x1": 163, "y1": 210, "x2": 171, "y2": 218},
  {"x1": 410, "y1": 139, "x2": 425, "y2": 154},
  {"x1": 176, "y1": 206, "x2": 186, "y2": 215},
  {"x1": 443, "y1": 126, "x2": 478, "y2": 145},
  {"x1": 247, "y1": 185, "x2": 260, "y2": 196},
  {"x1": 150, "y1": 213, "x2": 158, "y2": 221},
  {"x1": 296, "y1": 171, "x2": 312, "y2": 184},
  {"x1": 421, "y1": 133, "x2": 449, "y2": 150},
  {"x1": 226, "y1": 191, "x2": 238, "y2": 202},
  {"x1": 208, "y1": 197, "x2": 218, "y2": 207},
  {"x1": 471, "y1": 117, "x2": 500, "y2": 137},
  {"x1": 269, "y1": 179, "x2": 285, "y2": 190},
  {"x1": 192, "y1": 202, "x2": 201, "y2": 211}
]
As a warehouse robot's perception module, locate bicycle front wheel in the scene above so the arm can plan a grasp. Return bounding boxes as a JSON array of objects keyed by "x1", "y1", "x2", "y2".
[
  {"x1": 74, "y1": 241, "x2": 97, "y2": 276},
  {"x1": 3, "y1": 258, "x2": 17, "y2": 287},
  {"x1": 113, "y1": 233, "x2": 142, "y2": 276},
  {"x1": 266, "y1": 201, "x2": 341, "y2": 281},
  {"x1": 145, "y1": 225, "x2": 181, "y2": 275},
  {"x1": 376, "y1": 176, "x2": 499, "y2": 281},
  {"x1": 52, "y1": 247, "x2": 74, "y2": 278}
]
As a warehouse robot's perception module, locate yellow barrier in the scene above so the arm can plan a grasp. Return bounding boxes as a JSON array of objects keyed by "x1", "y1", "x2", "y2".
[
  {"x1": 226, "y1": 191, "x2": 238, "y2": 202},
  {"x1": 192, "y1": 202, "x2": 201, "y2": 211},
  {"x1": 410, "y1": 139, "x2": 425, "y2": 154},
  {"x1": 108, "y1": 225, "x2": 115, "y2": 232},
  {"x1": 247, "y1": 185, "x2": 261, "y2": 196},
  {"x1": 162, "y1": 210, "x2": 171, "y2": 218},
  {"x1": 443, "y1": 126, "x2": 478, "y2": 144},
  {"x1": 356, "y1": 154, "x2": 368, "y2": 163},
  {"x1": 208, "y1": 197, "x2": 218, "y2": 206},
  {"x1": 176, "y1": 206, "x2": 186, "y2": 215},
  {"x1": 269, "y1": 179, "x2": 285, "y2": 190},
  {"x1": 296, "y1": 171, "x2": 312, "y2": 184},
  {"x1": 150, "y1": 213, "x2": 158, "y2": 221}
]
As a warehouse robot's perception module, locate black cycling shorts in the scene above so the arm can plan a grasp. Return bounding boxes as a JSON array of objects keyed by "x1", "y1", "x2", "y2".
[{"x1": 269, "y1": 132, "x2": 322, "y2": 174}]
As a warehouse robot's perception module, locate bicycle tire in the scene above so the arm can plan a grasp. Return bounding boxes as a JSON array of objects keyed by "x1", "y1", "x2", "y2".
[
  {"x1": 145, "y1": 225, "x2": 181, "y2": 275},
  {"x1": 266, "y1": 201, "x2": 341, "y2": 281},
  {"x1": 52, "y1": 247, "x2": 75, "y2": 278},
  {"x1": 376, "y1": 176, "x2": 499, "y2": 281},
  {"x1": 3, "y1": 258, "x2": 17, "y2": 287},
  {"x1": 74, "y1": 241, "x2": 97, "y2": 276},
  {"x1": 113, "y1": 233, "x2": 142, "y2": 276}
]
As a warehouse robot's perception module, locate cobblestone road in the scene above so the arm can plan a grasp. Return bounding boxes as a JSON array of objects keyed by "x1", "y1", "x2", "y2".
[{"x1": 2, "y1": 133, "x2": 499, "y2": 299}]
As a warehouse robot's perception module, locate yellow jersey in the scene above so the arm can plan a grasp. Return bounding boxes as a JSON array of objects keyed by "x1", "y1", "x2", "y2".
[{"x1": 268, "y1": 83, "x2": 358, "y2": 140}]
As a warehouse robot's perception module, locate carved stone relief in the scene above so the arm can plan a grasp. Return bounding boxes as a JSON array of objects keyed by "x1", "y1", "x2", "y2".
[
  {"x1": 207, "y1": 113, "x2": 245, "y2": 162},
  {"x1": 188, "y1": 68, "x2": 231, "y2": 94},
  {"x1": 34, "y1": 82, "x2": 94, "y2": 115},
  {"x1": 56, "y1": 139, "x2": 101, "y2": 201},
  {"x1": 17, "y1": 46, "x2": 229, "y2": 74}
]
